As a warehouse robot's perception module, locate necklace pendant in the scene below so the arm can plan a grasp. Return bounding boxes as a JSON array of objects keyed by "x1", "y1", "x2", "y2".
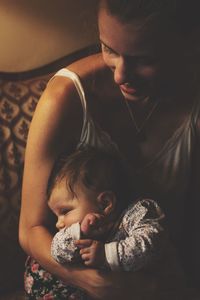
[{"x1": 124, "y1": 98, "x2": 159, "y2": 143}]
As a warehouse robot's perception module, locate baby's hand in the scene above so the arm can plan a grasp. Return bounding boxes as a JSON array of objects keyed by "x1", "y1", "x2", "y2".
[
  {"x1": 81, "y1": 213, "x2": 106, "y2": 238},
  {"x1": 75, "y1": 239, "x2": 107, "y2": 268}
]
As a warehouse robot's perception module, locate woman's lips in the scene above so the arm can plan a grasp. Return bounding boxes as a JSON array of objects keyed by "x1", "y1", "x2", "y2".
[{"x1": 120, "y1": 84, "x2": 138, "y2": 95}]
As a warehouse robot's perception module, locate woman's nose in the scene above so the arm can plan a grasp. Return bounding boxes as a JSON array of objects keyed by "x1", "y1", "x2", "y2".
[
  {"x1": 113, "y1": 56, "x2": 130, "y2": 85},
  {"x1": 56, "y1": 216, "x2": 65, "y2": 230}
]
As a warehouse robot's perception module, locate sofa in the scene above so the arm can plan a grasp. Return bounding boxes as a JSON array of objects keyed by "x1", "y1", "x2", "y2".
[{"x1": 0, "y1": 45, "x2": 98, "y2": 300}]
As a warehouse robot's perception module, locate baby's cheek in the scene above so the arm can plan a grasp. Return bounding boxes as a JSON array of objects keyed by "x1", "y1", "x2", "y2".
[{"x1": 64, "y1": 215, "x2": 79, "y2": 228}]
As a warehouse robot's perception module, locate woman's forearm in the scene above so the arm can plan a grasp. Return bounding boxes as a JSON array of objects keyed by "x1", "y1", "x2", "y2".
[
  {"x1": 20, "y1": 227, "x2": 195, "y2": 300},
  {"x1": 20, "y1": 225, "x2": 79, "y2": 285},
  {"x1": 20, "y1": 224, "x2": 139, "y2": 299},
  {"x1": 20, "y1": 224, "x2": 106, "y2": 292}
]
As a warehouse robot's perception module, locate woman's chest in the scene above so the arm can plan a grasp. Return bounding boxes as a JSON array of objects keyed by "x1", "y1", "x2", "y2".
[
  {"x1": 86, "y1": 66, "x2": 198, "y2": 166},
  {"x1": 96, "y1": 105, "x2": 189, "y2": 169}
]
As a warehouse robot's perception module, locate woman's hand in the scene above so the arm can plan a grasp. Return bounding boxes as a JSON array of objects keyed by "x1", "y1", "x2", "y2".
[{"x1": 69, "y1": 267, "x2": 157, "y2": 300}]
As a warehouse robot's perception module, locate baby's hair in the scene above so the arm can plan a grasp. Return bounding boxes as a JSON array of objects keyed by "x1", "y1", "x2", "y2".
[{"x1": 47, "y1": 147, "x2": 134, "y2": 213}]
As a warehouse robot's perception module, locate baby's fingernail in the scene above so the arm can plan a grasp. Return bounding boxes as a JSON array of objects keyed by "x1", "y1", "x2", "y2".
[{"x1": 81, "y1": 225, "x2": 86, "y2": 231}]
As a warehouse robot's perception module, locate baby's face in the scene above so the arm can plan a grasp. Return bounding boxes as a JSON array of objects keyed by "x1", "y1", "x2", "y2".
[{"x1": 48, "y1": 179, "x2": 99, "y2": 231}]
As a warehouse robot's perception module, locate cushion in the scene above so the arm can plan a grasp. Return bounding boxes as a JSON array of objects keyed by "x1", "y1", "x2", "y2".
[{"x1": 0, "y1": 74, "x2": 52, "y2": 292}]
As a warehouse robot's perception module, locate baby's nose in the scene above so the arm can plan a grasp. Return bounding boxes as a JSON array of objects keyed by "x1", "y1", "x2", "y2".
[{"x1": 56, "y1": 216, "x2": 65, "y2": 230}]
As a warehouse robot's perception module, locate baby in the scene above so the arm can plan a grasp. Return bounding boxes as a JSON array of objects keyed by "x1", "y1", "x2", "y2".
[{"x1": 47, "y1": 147, "x2": 167, "y2": 273}]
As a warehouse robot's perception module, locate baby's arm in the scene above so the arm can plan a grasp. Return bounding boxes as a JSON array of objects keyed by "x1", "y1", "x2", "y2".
[
  {"x1": 51, "y1": 222, "x2": 81, "y2": 264},
  {"x1": 51, "y1": 213, "x2": 108, "y2": 265},
  {"x1": 77, "y1": 199, "x2": 166, "y2": 271},
  {"x1": 75, "y1": 213, "x2": 110, "y2": 268},
  {"x1": 105, "y1": 199, "x2": 166, "y2": 271}
]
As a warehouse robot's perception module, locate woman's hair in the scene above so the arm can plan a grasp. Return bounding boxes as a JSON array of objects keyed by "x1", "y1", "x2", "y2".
[
  {"x1": 99, "y1": 0, "x2": 200, "y2": 35},
  {"x1": 47, "y1": 147, "x2": 134, "y2": 212}
]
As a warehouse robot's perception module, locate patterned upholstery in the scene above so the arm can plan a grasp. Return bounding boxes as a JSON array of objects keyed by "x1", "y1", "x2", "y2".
[
  {"x1": 0, "y1": 73, "x2": 52, "y2": 294},
  {"x1": 0, "y1": 46, "x2": 99, "y2": 298}
]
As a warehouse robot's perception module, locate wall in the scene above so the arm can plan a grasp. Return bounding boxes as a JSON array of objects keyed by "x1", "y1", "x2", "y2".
[{"x1": 0, "y1": 0, "x2": 98, "y2": 72}]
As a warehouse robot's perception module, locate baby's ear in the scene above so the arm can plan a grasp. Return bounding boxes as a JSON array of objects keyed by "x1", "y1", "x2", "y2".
[{"x1": 97, "y1": 191, "x2": 116, "y2": 215}]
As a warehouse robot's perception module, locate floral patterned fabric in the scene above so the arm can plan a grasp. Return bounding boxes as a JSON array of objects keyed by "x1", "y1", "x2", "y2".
[{"x1": 24, "y1": 257, "x2": 87, "y2": 300}]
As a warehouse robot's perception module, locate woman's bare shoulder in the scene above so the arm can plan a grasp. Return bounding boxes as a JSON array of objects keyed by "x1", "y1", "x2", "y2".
[
  {"x1": 42, "y1": 53, "x2": 107, "y2": 104},
  {"x1": 66, "y1": 53, "x2": 115, "y2": 94},
  {"x1": 37, "y1": 53, "x2": 119, "y2": 127},
  {"x1": 67, "y1": 53, "x2": 107, "y2": 78},
  {"x1": 28, "y1": 66, "x2": 85, "y2": 158},
  {"x1": 44, "y1": 53, "x2": 117, "y2": 107}
]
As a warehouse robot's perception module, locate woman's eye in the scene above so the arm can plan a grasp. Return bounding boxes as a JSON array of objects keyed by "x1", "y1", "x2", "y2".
[
  {"x1": 101, "y1": 44, "x2": 115, "y2": 55},
  {"x1": 137, "y1": 57, "x2": 157, "y2": 66}
]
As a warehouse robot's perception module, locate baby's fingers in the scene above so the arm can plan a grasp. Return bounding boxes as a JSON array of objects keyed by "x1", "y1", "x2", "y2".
[
  {"x1": 81, "y1": 253, "x2": 93, "y2": 266},
  {"x1": 79, "y1": 247, "x2": 90, "y2": 255},
  {"x1": 75, "y1": 239, "x2": 93, "y2": 248},
  {"x1": 81, "y1": 214, "x2": 97, "y2": 234}
]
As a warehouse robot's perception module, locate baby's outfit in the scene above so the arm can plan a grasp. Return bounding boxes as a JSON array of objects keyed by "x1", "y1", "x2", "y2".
[{"x1": 51, "y1": 198, "x2": 166, "y2": 271}]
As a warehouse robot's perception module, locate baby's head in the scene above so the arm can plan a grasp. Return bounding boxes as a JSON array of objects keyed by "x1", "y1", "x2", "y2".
[{"x1": 47, "y1": 147, "x2": 133, "y2": 230}]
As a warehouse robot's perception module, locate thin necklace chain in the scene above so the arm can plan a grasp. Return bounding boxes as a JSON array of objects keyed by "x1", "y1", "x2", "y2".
[{"x1": 124, "y1": 98, "x2": 159, "y2": 135}]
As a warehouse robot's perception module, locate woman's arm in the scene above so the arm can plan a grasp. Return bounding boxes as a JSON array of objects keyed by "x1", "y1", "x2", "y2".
[
  {"x1": 19, "y1": 53, "x2": 123, "y2": 292},
  {"x1": 19, "y1": 53, "x2": 107, "y2": 253},
  {"x1": 19, "y1": 72, "x2": 83, "y2": 274}
]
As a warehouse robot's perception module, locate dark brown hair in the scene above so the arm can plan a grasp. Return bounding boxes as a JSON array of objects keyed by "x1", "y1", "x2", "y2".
[
  {"x1": 47, "y1": 147, "x2": 134, "y2": 213},
  {"x1": 99, "y1": 0, "x2": 200, "y2": 34}
]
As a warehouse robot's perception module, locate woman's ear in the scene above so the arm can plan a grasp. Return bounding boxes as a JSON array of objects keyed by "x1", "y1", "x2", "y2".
[{"x1": 97, "y1": 191, "x2": 116, "y2": 215}]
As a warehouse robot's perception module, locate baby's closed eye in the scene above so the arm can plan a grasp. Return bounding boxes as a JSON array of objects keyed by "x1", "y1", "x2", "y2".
[{"x1": 59, "y1": 208, "x2": 71, "y2": 215}]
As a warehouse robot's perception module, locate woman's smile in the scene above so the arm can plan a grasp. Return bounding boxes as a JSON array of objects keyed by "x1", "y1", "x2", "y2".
[{"x1": 120, "y1": 84, "x2": 137, "y2": 95}]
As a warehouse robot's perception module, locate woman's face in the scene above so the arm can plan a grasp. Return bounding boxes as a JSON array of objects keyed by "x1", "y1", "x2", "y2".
[{"x1": 98, "y1": 7, "x2": 180, "y2": 102}]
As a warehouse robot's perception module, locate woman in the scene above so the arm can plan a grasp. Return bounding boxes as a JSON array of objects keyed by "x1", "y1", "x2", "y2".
[{"x1": 19, "y1": 0, "x2": 200, "y2": 299}]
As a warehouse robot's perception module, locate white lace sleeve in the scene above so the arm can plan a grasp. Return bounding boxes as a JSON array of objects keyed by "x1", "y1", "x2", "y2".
[
  {"x1": 105, "y1": 199, "x2": 166, "y2": 271},
  {"x1": 51, "y1": 222, "x2": 81, "y2": 264}
]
